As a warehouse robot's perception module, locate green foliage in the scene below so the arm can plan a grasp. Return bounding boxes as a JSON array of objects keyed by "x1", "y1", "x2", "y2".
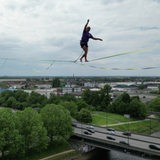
[
  {"x1": 128, "y1": 98, "x2": 146, "y2": 119},
  {"x1": 82, "y1": 85, "x2": 112, "y2": 111},
  {"x1": 138, "y1": 84, "x2": 147, "y2": 90},
  {"x1": 0, "y1": 108, "x2": 23, "y2": 159},
  {"x1": 48, "y1": 93, "x2": 61, "y2": 104},
  {"x1": 99, "y1": 85, "x2": 112, "y2": 110},
  {"x1": 0, "y1": 82, "x2": 9, "y2": 88},
  {"x1": 16, "y1": 108, "x2": 48, "y2": 153},
  {"x1": 77, "y1": 108, "x2": 92, "y2": 123},
  {"x1": 76, "y1": 99, "x2": 91, "y2": 111},
  {"x1": 147, "y1": 96, "x2": 160, "y2": 112},
  {"x1": 110, "y1": 93, "x2": 130, "y2": 114},
  {"x1": 111, "y1": 92, "x2": 147, "y2": 119},
  {"x1": 40, "y1": 104, "x2": 73, "y2": 143},
  {"x1": 52, "y1": 78, "x2": 61, "y2": 87},
  {"x1": 27, "y1": 91, "x2": 48, "y2": 108},
  {"x1": 60, "y1": 101, "x2": 78, "y2": 118},
  {"x1": 48, "y1": 93, "x2": 76, "y2": 105}
]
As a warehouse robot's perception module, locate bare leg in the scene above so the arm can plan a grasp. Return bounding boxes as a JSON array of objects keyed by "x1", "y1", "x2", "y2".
[{"x1": 80, "y1": 46, "x2": 88, "y2": 62}]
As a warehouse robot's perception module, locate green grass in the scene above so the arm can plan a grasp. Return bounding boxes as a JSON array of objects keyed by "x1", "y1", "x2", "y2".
[
  {"x1": 111, "y1": 120, "x2": 160, "y2": 135},
  {"x1": 91, "y1": 111, "x2": 132, "y2": 126},
  {"x1": 91, "y1": 111, "x2": 160, "y2": 135}
]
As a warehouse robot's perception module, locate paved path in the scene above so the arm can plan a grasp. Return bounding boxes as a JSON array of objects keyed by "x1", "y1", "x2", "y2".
[
  {"x1": 101, "y1": 119, "x2": 147, "y2": 127},
  {"x1": 39, "y1": 149, "x2": 75, "y2": 160}
]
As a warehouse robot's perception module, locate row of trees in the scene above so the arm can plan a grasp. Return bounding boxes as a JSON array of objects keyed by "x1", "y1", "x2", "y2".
[
  {"x1": 110, "y1": 92, "x2": 146, "y2": 119},
  {"x1": 0, "y1": 104, "x2": 72, "y2": 159},
  {"x1": 82, "y1": 85, "x2": 147, "y2": 119},
  {"x1": 0, "y1": 90, "x2": 77, "y2": 110},
  {"x1": 0, "y1": 89, "x2": 92, "y2": 123},
  {"x1": 0, "y1": 85, "x2": 159, "y2": 122}
]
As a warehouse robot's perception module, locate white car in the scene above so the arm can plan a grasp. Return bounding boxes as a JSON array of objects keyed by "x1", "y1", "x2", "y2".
[
  {"x1": 106, "y1": 130, "x2": 115, "y2": 135},
  {"x1": 86, "y1": 125, "x2": 95, "y2": 133},
  {"x1": 86, "y1": 125, "x2": 94, "y2": 130}
]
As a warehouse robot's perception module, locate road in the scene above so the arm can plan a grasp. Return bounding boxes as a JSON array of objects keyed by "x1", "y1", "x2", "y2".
[{"x1": 73, "y1": 122, "x2": 160, "y2": 156}]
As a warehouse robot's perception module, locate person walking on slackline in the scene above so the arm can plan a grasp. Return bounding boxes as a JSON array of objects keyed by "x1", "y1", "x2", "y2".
[{"x1": 80, "y1": 19, "x2": 103, "y2": 62}]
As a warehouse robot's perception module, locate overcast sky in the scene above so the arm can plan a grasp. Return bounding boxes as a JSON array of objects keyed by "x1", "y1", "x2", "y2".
[{"x1": 0, "y1": 0, "x2": 160, "y2": 77}]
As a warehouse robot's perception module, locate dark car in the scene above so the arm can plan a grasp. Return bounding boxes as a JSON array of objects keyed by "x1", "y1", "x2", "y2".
[
  {"x1": 107, "y1": 128, "x2": 115, "y2": 131},
  {"x1": 106, "y1": 136, "x2": 115, "y2": 141},
  {"x1": 87, "y1": 129, "x2": 95, "y2": 133},
  {"x1": 72, "y1": 123, "x2": 77, "y2": 127},
  {"x1": 122, "y1": 132, "x2": 131, "y2": 136},
  {"x1": 84, "y1": 131, "x2": 92, "y2": 135},
  {"x1": 149, "y1": 144, "x2": 160, "y2": 150},
  {"x1": 119, "y1": 141, "x2": 129, "y2": 145}
]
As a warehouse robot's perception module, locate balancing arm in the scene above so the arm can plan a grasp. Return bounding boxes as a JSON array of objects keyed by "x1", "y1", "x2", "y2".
[
  {"x1": 91, "y1": 36, "x2": 103, "y2": 41},
  {"x1": 83, "y1": 19, "x2": 89, "y2": 31}
]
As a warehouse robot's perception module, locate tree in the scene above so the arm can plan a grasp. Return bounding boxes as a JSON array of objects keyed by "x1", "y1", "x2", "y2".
[
  {"x1": 76, "y1": 99, "x2": 91, "y2": 111},
  {"x1": 0, "y1": 108, "x2": 23, "y2": 159},
  {"x1": 61, "y1": 93, "x2": 76, "y2": 102},
  {"x1": 82, "y1": 89, "x2": 100, "y2": 108},
  {"x1": 128, "y1": 98, "x2": 146, "y2": 119},
  {"x1": 27, "y1": 91, "x2": 48, "y2": 108},
  {"x1": 6, "y1": 96, "x2": 17, "y2": 108},
  {"x1": 0, "y1": 90, "x2": 15, "y2": 107},
  {"x1": 52, "y1": 78, "x2": 61, "y2": 87},
  {"x1": 120, "y1": 92, "x2": 131, "y2": 103},
  {"x1": 77, "y1": 108, "x2": 92, "y2": 123},
  {"x1": 14, "y1": 90, "x2": 29, "y2": 102},
  {"x1": 48, "y1": 93, "x2": 61, "y2": 104},
  {"x1": 82, "y1": 85, "x2": 112, "y2": 111},
  {"x1": 158, "y1": 85, "x2": 160, "y2": 94},
  {"x1": 82, "y1": 89, "x2": 93, "y2": 105},
  {"x1": 60, "y1": 101, "x2": 78, "y2": 118},
  {"x1": 16, "y1": 108, "x2": 48, "y2": 154},
  {"x1": 40, "y1": 104, "x2": 73, "y2": 143},
  {"x1": 99, "y1": 85, "x2": 112, "y2": 111},
  {"x1": 148, "y1": 96, "x2": 160, "y2": 112}
]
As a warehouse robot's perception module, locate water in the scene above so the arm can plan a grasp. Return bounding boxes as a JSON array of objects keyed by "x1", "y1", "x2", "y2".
[
  {"x1": 76, "y1": 149, "x2": 158, "y2": 160},
  {"x1": 86, "y1": 149, "x2": 156, "y2": 160},
  {"x1": 45, "y1": 150, "x2": 159, "y2": 160},
  {"x1": 0, "y1": 88, "x2": 16, "y2": 92}
]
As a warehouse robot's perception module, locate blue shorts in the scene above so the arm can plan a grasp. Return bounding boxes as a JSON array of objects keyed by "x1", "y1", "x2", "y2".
[{"x1": 80, "y1": 42, "x2": 88, "y2": 48}]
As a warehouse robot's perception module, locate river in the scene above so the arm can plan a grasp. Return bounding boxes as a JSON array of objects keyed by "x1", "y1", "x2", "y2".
[
  {"x1": 86, "y1": 149, "x2": 157, "y2": 160},
  {"x1": 47, "y1": 149, "x2": 159, "y2": 160}
]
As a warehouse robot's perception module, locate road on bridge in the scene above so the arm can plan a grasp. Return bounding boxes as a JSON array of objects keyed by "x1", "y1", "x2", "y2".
[{"x1": 73, "y1": 122, "x2": 160, "y2": 157}]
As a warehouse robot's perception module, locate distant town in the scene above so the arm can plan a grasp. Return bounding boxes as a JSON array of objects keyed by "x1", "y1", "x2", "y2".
[{"x1": 0, "y1": 76, "x2": 160, "y2": 103}]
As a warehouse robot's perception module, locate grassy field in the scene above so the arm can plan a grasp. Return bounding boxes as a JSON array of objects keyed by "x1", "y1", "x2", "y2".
[
  {"x1": 91, "y1": 111, "x2": 160, "y2": 135},
  {"x1": 111, "y1": 119, "x2": 160, "y2": 135},
  {"x1": 91, "y1": 111, "x2": 133, "y2": 126}
]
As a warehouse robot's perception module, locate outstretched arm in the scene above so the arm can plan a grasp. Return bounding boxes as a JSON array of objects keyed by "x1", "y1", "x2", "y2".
[
  {"x1": 83, "y1": 19, "x2": 89, "y2": 31},
  {"x1": 91, "y1": 36, "x2": 103, "y2": 41}
]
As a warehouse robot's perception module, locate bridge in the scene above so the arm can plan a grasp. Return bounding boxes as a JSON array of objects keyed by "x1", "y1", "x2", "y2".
[{"x1": 71, "y1": 122, "x2": 160, "y2": 159}]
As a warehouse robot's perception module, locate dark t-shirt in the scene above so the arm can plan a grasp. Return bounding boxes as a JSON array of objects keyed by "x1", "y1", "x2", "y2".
[{"x1": 80, "y1": 31, "x2": 93, "y2": 44}]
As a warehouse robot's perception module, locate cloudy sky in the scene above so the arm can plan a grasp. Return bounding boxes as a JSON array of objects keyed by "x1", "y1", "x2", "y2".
[{"x1": 0, "y1": 0, "x2": 160, "y2": 77}]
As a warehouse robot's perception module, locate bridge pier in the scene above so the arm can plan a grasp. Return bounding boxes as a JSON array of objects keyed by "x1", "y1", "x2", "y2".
[
  {"x1": 69, "y1": 139, "x2": 95, "y2": 153},
  {"x1": 81, "y1": 144, "x2": 95, "y2": 153}
]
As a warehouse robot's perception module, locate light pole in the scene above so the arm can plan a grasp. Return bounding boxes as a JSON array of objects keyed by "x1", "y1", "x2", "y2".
[{"x1": 150, "y1": 118, "x2": 152, "y2": 135}]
